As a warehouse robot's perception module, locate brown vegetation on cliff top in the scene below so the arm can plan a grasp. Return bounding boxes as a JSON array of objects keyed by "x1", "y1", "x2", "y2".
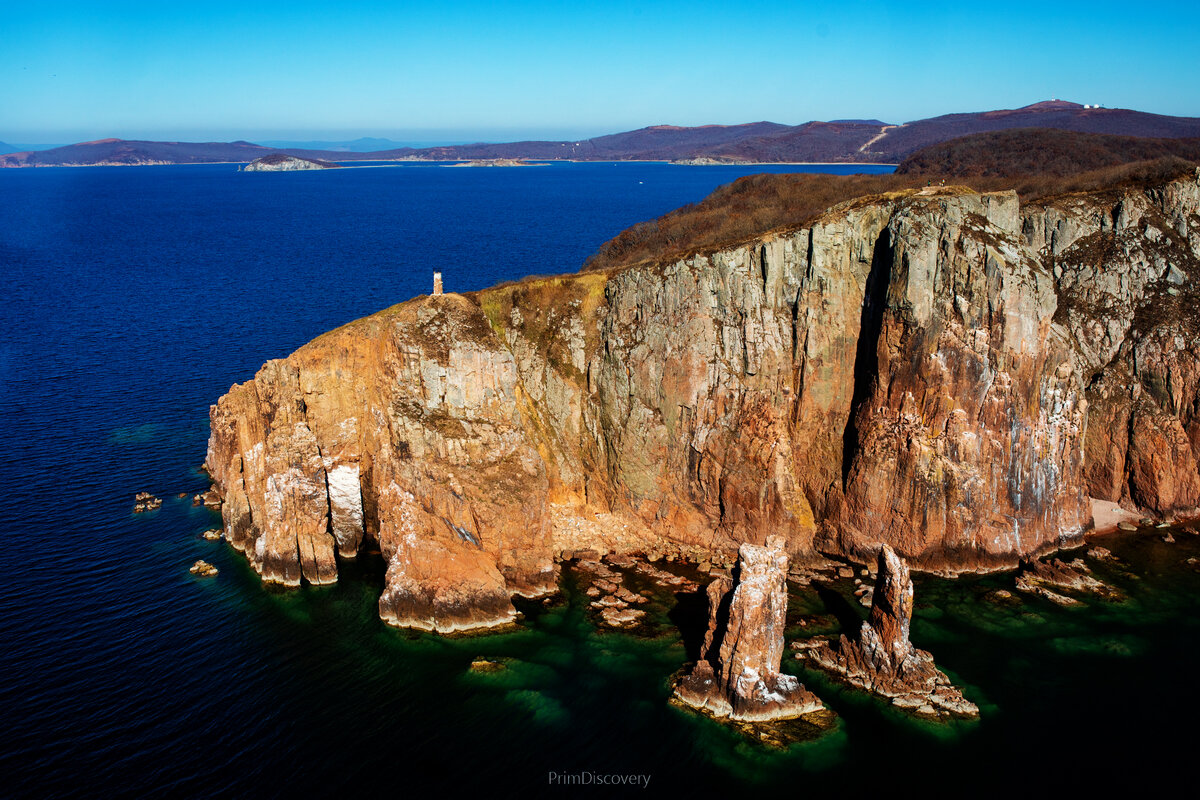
[
  {"x1": 581, "y1": 156, "x2": 1200, "y2": 273},
  {"x1": 897, "y1": 128, "x2": 1200, "y2": 178}
]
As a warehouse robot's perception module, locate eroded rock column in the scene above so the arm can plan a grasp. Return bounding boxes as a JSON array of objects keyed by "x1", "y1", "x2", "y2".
[
  {"x1": 673, "y1": 536, "x2": 824, "y2": 721},
  {"x1": 806, "y1": 545, "x2": 978, "y2": 719}
]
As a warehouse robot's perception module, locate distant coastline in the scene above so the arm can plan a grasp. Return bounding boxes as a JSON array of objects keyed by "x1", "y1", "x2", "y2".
[
  {"x1": 3, "y1": 158, "x2": 901, "y2": 169},
  {"x1": 6, "y1": 100, "x2": 1199, "y2": 169}
]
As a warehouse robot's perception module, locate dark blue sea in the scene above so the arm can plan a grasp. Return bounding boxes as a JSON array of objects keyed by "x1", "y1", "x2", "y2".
[{"x1": 2, "y1": 161, "x2": 1197, "y2": 798}]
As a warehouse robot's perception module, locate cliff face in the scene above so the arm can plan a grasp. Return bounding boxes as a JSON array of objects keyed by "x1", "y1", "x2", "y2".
[
  {"x1": 206, "y1": 171, "x2": 1200, "y2": 630},
  {"x1": 1041, "y1": 179, "x2": 1200, "y2": 515}
]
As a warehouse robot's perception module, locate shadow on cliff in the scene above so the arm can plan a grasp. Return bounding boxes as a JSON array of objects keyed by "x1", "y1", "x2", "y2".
[
  {"x1": 841, "y1": 228, "x2": 893, "y2": 484},
  {"x1": 815, "y1": 584, "x2": 866, "y2": 634},
  {"x1": 668, "y1": 587, "x2": 716, "y2": 663}
]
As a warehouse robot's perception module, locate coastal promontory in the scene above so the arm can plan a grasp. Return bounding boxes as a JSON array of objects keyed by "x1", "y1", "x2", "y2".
[{"x1": 205, "y1": 164, "x2": 1200, "y2": 633}]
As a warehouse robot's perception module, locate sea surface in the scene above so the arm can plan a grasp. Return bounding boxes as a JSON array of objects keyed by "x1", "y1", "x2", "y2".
[{"x1": 1, "y1": 161, "x2": 1196, "y2": 798}]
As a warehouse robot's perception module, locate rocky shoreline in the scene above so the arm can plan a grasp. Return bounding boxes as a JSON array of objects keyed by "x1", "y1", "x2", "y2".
[{"x1": 203, "y1": 170, "x2": 1200, "y2": 658}]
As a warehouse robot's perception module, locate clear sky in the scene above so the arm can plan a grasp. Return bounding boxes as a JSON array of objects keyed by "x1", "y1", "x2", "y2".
[{"x1": 2, "y1": 0, "x2": 1198, "y2": 144}]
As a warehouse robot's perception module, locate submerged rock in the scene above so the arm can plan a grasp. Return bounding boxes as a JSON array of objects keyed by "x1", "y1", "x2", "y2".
[
  {"x1": 805, "y1": 545, "x2": 978, "y2": 720},
  {"x1": 1014, "y1": 557, "x2": 1118, "y2": 604},
  {"x1": 674, "y1": 537, "x2": 824, "y2": 722},
  {"x1": 600, "y1": 606, "x2": 645, "y2": 627}
]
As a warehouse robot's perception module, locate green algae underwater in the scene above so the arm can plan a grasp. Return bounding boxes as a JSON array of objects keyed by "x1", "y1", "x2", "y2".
[{"x1": 184, "y1": 521, "x2": 1200, "y2": 796}]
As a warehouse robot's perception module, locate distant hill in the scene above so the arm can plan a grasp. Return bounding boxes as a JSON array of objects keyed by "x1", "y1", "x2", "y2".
[
  {"x1": 1, "y1": 142, "x2": 68, "y2": 152},
  {"x1": 897, "y1": 128, "x2": 1200, "y2": 177},
  {"x1": 700, "y1": 121, "x2": 887, "y2": 162},
  {"x1": 392, "y1": 122, "x2": 794, "y2": 161},
  {"x1": 255, "y1": 136, "x2": 417, "y2": 152},
  {"x1": 582, "y1": 157, "x2": 1200, "y2": 273},
  {"x1": 6, "y1": 101, "x2": 1200, "y2": 167},
  {"x1": 861, "y1": 100, "x2": 1200, "y2": 161},
  {"x1": 0, "y1": 138, "x2": 276, "y2": 167}
]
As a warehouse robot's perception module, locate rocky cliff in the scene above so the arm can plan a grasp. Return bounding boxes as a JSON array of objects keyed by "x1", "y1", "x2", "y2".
[{"x1": 206, "y1": 170, "x2": 1200, "y2": 631}]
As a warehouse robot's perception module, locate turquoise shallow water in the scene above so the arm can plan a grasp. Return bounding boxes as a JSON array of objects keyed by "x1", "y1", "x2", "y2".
[{"x1": 2, "y1": 161, "x2": 1197, "y2": 797}]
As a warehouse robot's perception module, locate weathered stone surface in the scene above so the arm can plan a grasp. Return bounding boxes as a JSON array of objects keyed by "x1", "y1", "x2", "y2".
[
  {"x1": 805, "y1": 546, "x2": 978, "y2": 720},
  {"x1": 189, "y1": 559, "x2": 218, "y2": 577},
  {"x1": 673, "y1": 537, "x2": 824, "y2": 721},
  {"x1": 378, "y1": 520, "x2": 517, "y2": 634},
  {"x1": 1050, "y1": 175, "x2": 1200, "y2": 519},
  {"x1": 206, "y1": 171, "x2": 1200, "y2": 631},
  {"x1": 133, "y1": 492, "x2": 162, "y2": 513},
  {"x1": 837, "y1": 191, "x2": 1090, "y2": 571},
  {"x1": 1014, "y1": 557, "x2": 1118, "y2": 604}
]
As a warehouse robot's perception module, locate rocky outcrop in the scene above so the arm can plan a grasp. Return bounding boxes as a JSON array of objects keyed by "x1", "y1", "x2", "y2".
[
  {"x1": 189, "y1": 560, "x2": 218, "y2": 577},
  {"x1": 207, "y1": 295, "x2": 557, "y2": 627},
  {"x1": 133, "y1": 492, "x2": 162, "y2": 513},
  {"x1": 1014, "y1": 557, "x2": 1118, "y2": 605},
  {"x1": 205, "y1": 171, "x2": 1200, "y2": 630},
  {"x1": 805, "y1": 546, "x2": 978, "y2": 719},
  {"x1": 673, "y1": 537, "x2": 824, "y2": 721}
]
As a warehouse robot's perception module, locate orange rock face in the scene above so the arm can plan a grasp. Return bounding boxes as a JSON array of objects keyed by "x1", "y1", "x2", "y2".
[
  {"x1": 206, "y1": 172, "x2": 1200, "y2": 630},
  {"x1": 806, "y1": 545, "x2": 978, "y2": 719},
  {"x1": 1048, "y1": 176, "x2": 1200, "y2": 519},
  {"x1": 673, "y1": 537, "x2": 824, "y2": 721}
]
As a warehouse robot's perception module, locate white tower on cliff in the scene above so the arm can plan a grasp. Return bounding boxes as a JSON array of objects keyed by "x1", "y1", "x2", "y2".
[{"x1": 433, "y1": 271, "x2": 443, "y2": 296}]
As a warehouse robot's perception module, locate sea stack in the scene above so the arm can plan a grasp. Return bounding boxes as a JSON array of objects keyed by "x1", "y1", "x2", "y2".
[
  {"x1": 806, "y1": 545, "x2": 978, "y2": 719},
  {"x1": 673, "y1": 536, "x2": 824, "y2": 721}
]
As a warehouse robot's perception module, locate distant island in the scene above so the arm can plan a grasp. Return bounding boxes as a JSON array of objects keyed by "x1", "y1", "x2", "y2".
[
  {"x1": 443, "y1": 158, "x2": 541, "y2": 167},
  {"x1": 5, "y1": 100, "x2": 1200, "y2": 168},
  {"x1": 669, "y1": 156, "x2": 753, "y2": 165},
  {"x1": 242, "y1": 154, "x2": 339, "y2": 172}
]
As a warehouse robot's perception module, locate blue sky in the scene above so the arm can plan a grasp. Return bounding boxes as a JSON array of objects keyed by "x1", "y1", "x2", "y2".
[{"x1": 2, "y1": 0, "x2": 1198, "y2": 143}]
